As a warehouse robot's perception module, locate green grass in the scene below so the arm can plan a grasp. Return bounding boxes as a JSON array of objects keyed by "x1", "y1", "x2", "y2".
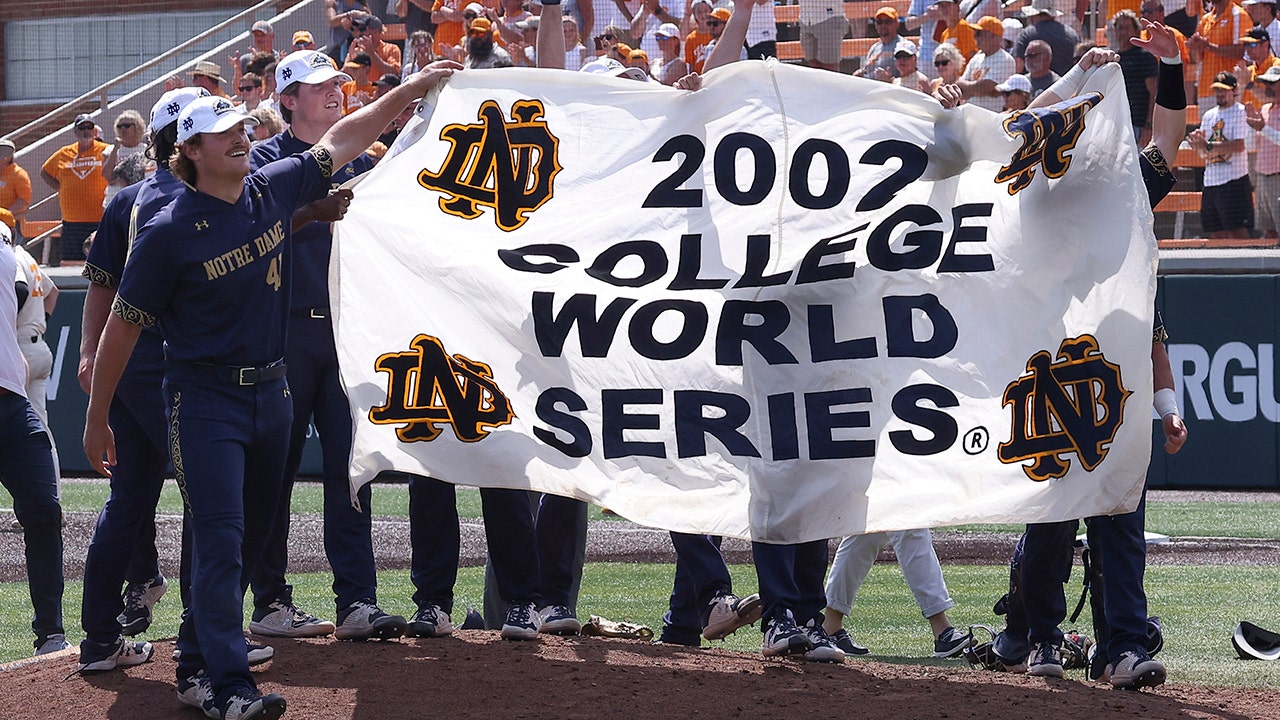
[
  {"x1": 0, "y1": 479, "x2": 623, "y2": 523},
  {"x1": 949, "y1": 501, "x2": 1280, "y2": 539},
  {"x1": 2, "y1": 564, "x2": 1279, "y2": 688}
]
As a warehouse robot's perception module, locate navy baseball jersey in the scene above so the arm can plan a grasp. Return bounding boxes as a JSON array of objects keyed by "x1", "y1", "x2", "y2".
[
  {"x1": 1140, "y1": 145, "x2": 1177, "y2": 211},
  {"x1": 250, "y1": 131, "x2": 373, "y2": 312},
  {"x1": 113, "y1": 152, "x2": 330, "y2": 366}
]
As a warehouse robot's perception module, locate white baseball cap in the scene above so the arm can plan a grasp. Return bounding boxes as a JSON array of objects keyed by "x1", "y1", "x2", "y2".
[
  {"x1": 995, "y1": 74, "x2": 1033, "y2": 94},
  {"x1": 176, "y1": 96, "x2": 260, "y2": 144},
  {"x1": 275, "y1": 50, "x2": 352, "y2": 94},
  {"x1": 149, "y1": 88, "x2": 211, "y2": 133},
  {"x1": 654, "y1": 22, "x2": 681, "y2": 39},
  {"x1": 579, "y1": 57, "x2": 649, "y2": 82}
]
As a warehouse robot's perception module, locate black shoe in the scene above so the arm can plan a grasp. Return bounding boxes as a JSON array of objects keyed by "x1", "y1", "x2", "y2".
[{"x1": 831, "y1": 628, "x2": 870, "y2": 656}]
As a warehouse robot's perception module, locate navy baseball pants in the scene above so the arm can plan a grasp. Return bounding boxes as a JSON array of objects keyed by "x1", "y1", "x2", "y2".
[
  {"x1": 252, "y1": 316, "x2": 376, "y2": 613},
  {"x1": 0, "y1": 391, "x2": 63, "y2": 647},
  {"x1": 753, "y1": 539, "x2": 829, "y2": 629},
  {"x1": 661, "y1": 533, "x2": 733, "y2": 644}
]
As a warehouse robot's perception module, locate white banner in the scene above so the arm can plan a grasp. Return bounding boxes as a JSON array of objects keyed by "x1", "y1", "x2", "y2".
[{"x1": 334, "y1": 60, "x2": 1156, "y2": 543}]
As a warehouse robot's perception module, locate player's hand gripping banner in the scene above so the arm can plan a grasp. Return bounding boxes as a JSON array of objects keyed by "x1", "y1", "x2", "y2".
[{"x1": 335, "y1": 60, "x2": 1156, "y2": 542}]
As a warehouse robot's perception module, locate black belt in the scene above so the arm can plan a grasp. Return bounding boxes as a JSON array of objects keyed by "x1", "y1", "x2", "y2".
[
  {"x1": 291, "y1": 307, "x2": 329, "y2": 319},
  {"x1": 183, "y1": 359, "x2": 287, "y2": 386}
]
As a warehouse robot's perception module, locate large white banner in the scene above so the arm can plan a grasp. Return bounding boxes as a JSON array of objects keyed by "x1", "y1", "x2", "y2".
[{"x1": 334, "y1": 60, "x2": 1156, "y2": 542}]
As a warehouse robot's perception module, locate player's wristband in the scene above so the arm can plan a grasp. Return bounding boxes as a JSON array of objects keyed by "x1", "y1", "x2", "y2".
[
  {"x1": 1046, "y1": 62, "x2": 1087, "y2": 102},
  {"x1": 541, "y1": 0, "x2": 561, "y2": 5},
  {"x1": 1154, "y1": 388, "x2": 1179, "y2": 418},
  {"x1": 1155, "y1": 56, "x2": 1186, "y2": 110}
]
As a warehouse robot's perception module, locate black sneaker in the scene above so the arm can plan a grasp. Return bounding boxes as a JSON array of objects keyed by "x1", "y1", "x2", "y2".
[
  {"x1": 761, "y1": 610, "x2": 813, "y2": 658},
  {"x1": 1027, "y1": 641, "x2": 1065, "y2": 678},
  {"x1": 118, "y1": 575, "x2": 167, "y2": 637},
  {"x1": 501, "y1": 602, "x2": 541, "y2": 640},
  {"x1": 933, "y1": 626, "x2": 973, "y2": 658},
  {"x1": 459, "y1": 607, "x2": 486, "y2": 630},
  {"x1": 407, "y1": 603, "x2": 453, "y2": 638},
  {"x1": 334, "y1": 599, "x2": 407, "y2": 641},
  {"x1": 220, "y1": 690, "x2": 287, "y2": 720},
  {"x1": 831, "y1": 628, "x2": 870, "y2": 656}
]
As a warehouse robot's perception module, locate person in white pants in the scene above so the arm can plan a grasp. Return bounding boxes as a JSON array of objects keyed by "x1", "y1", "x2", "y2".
[
  {"x1": 12, "y1": 241, "x2": 59, "y2": 485},
  {"x1": 821, "y1": 528, "x2": 970, "y2": 657}
]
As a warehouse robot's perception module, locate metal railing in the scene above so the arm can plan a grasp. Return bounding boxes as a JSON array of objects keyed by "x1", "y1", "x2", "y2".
[{"x1": 4, "y1": 0, "x2": 328, "y2": 262}]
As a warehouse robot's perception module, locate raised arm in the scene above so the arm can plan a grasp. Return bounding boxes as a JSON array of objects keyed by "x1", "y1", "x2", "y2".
[
  {"x1": 703, "y1": 0, "x2": 765, "y2": 73},
  {"x1": 1028, "y1": 47, "x2": 1119, "y2": 109},
  {"x1": 538, "y1": 0, "x2": 567, "y2": 68},
  {"x1": 316, "y1": 60, "x2": 461, "y2": 168},
  {"x1": 1133, "y1": 19, "x2": 1187, "y2": 161}
]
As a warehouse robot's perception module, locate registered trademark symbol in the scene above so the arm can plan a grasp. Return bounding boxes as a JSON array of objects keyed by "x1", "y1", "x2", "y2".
[{"x1": 963, "y1": 426, "x2": 989, "y2": 455}]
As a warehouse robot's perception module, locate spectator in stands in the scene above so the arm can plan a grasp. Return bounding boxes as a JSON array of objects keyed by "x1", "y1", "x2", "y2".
[
  {"x1": 466, "y1": 17, "x2": 515, "y2": 68},
  {"x1": 1236, "y1": 27, "x2": 1277, "y2": 106},
  {"x1": 996, "y1": 73, "x2": 1033, "y2": 110},
  {"x1": 1246, "y1": 64, "x2": 1280, "y2": 238},
  {"x1": 856, "y1": 6, "x2": 913, "y2": 79},
  {"x1": 625, "y1": 0, "x2": 685, "y2": 62},
  {"x1": 926, "y1": 0, "x2": 977, "y2": 62},
  {"x1": 237, "y1": 72, "x2": 267, "y2": 112},
  {"x1": 743, "y1": 0, "x2": 777, "y2": 59},
  {"x1": 432, "y1": 1, "x2": 477, "y2": 58},
  {"x1": 40, "y1": 113, "x2": 108, "y2": 265},
  {"x1": 101, "y1": 110, "x2": 148, "y2": 208},
  {"x1": 0, "y1": 140, "x2": 31, "y2": 242},
  {"x1": 1112, "y1": 10, "x2": 1160, "y2": 142},
  {"x1": 260, "y1": 60, "x2": 282, "y2": 115},
  {"x1": 1188, "y1": 71, "x2": 1254, "y2": 238},
  {"x1": 564, "y1": 16, "x2": 592, "y2": 71},
  {"x1": 1243, "y1": 0, "x2": 1280, "y2": 44},
  {"x1": 249, "y1": 106, "x2": 286, "y2": 141},
  {"x1": 249, "y1": 20, "x2": 278, "y2": 58},
  {"x1": 799, "y1": 0, "x2": 851, "y2": 72},
  {"x1": 684, "y1": 0, "x2": 714, "y2": 71},
  {"x1": 608, "y1": 38, "x2": 635, "y2": 63},
  {"x1": 652, "y1": 22, "x2": 688, "y2": 83},
  {"x1": 1189, "y1": 0, "x2": 1249, "y2": 114},
  {"x1": 1014, "y1": 0, "x2": 1081, "y2": 76},
  {"x1": 957, "y1": 15, "x2": 1016, "y2": 111},
  {"x1": 188, "y1": 61, "x2": 229, "y2": 97},
  {"x1": 403, "y1": 30, "x2": 439, "y2": 77},
  {"x1": 496, "y1": 0, "x2": 533, "y2": 45},
  {"x1": 902, "y1": 0, "x2": 941, "y2": 79},
  {"x1": 1002, "y1": 17, "x2": 1025, "y2": 52},
  {"x1": 399, "y1": 0, "x2": 435, "y2": 36},
  {"x1": 342, "y1": 54, "x2": 378, "y2": 113},
  {"x1": 1022, "y1": 39, "x2": 1060, "y2": 99},
  {"x1": 628, "y1": 47, "x2": 653, "y2": 76},
  {"x1": 327, "y1": 0, "x2": 372, "y2": 63},
  {"x1": 892, "y1": 44, "x2": 933, "y2": 92},
  {"x1": 508, "y1": 16, "x2": 541, "y2": 66},
  {"x1": 292, "y1": 30, "x2": 318, "y2": 53},
  {"x1": 928, "y1": 41, "x2": 966, "y2": 97},
  {"x1": 700, "y1": 7, "x2": 746, "y2": 67},
  {"x1": 349, "y1": 14, "x2": 404, "y2": 77}
]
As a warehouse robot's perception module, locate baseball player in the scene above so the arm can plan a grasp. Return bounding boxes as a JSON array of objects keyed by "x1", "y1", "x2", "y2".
[
  {"x1": 659, "y1": 533, "x2": 763, "y2": 646},
  {"x1": 1, "y1": 222, "x2": 66, "y2": 657},
  {"x1": 11, "y1": 240, "x2": 58, "y2": 482},
  {"x1": 84, "y1": 60, "x2": 460, "y2": 719},
  {"x1": 247, "y1": 49, "x2": 405, "y2": 643},
  {"x1": 77, "y1": 88, "x2": 205, "y2": 677},
  {"x1": 988, "y1": 22, "x2": 1189, "y2": 690}
]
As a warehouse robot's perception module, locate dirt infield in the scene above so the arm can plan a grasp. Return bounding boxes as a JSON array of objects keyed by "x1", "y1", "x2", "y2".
[
  {"x1": 2, "y1": 633, "x2": 1279, "y2": 720},
  {"x1": 2, "y1": 489, "x2": 1279, "y2": 718}
]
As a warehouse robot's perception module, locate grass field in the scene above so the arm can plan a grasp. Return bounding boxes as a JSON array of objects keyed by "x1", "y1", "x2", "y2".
[{"x1": 1, "y1": 482, "x2": 1278, "y2": 687}]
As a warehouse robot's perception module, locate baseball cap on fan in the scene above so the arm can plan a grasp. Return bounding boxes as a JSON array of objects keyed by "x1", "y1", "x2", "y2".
[
  {"x1": 149, "y1": 87, "x2": 211, "y2": 133},
  {"x1": 275, "y1": 50, "x2": 352, "y2": 94},
  {"x1": 176, "y1": 96, "x2": 260, "y2": 144},
  {"x1": 579, "y1": 57, "x2": 649, "y2": 82}
]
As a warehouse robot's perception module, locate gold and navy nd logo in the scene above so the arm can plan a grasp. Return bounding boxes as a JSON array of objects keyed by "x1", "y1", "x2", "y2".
[
  {"x1": 369, "y1": 334, "x2": 515, "y2": 443},
  {"x1": 998, "y1": 335, "x2": 1130, "y2": 481},
  {"x1": 994, "y1": 93, "x2": 1102, "y2": 195},
  {"x1": 417, "y1": 99, "x2": 562, "y2": 232}
]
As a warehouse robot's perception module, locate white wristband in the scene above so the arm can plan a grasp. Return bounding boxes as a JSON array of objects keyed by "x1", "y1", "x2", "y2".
[
  {"x1": 1154, "y1": 387, "x2": 1179, "y2": 418},
  {"x1": 1160, "y1": 54, "x2": 1182, "y2": 65}
]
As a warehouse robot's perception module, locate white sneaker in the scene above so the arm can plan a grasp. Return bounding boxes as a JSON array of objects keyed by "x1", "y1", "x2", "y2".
[
  {"x1": 501, "y1": 602, "x2": 541, "y2": 640},
  {"x1": 407, "y1": 604, "x2": 454, "y2": 638},
  {"x1": 221, "y1": 690, "x2": 287, "y2": 720},
  {"x1": 539, "y1": 605, "x2": 582, "y2": 635},
  {"x1": 118, "y1": 575, "x2": 168, "y2": 637},
  {"x1": 703, "y1": 592, "x2": 763, "y2": 641},
  {"x1": 334, "y1": 599, "x2": 407, "y2": 641},
  {"x1": 34, "y1": 633, "x2": 70, "y2": 656},
  {"x1": 176, "y1": 670, "x2": 219, "y2": 719},
  {"x1": 762, "y1": 611, "x2": 813, "y2": 658},
  {"x1": 801, "y1": 620, "x2": 845, "y2": 663},
  {"x1": 78, "y1": 637, "x2": 153, "y2": 672},
  {"x1": 249, "y1": 601, "x2": 335, "y2": 638}
]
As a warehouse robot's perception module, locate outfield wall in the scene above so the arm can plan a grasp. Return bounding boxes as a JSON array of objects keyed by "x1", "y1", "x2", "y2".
[{"x1": 42, "y1": 263, "x2": 1280, "y2": 489}]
